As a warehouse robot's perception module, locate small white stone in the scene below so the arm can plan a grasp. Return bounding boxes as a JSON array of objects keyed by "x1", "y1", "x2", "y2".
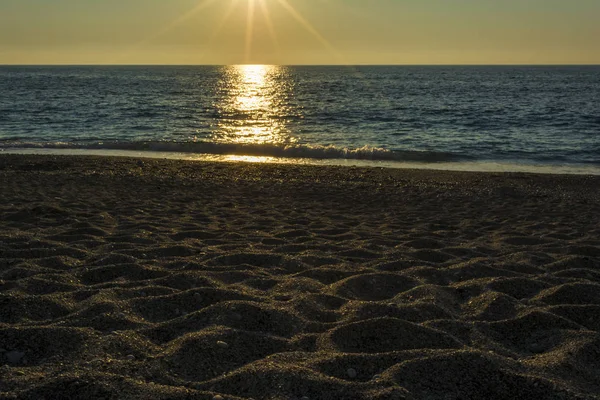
[
  {"x1": 213, "y1": 395, "x2": 224, "y2": 400},
  {"x1": 347, "y1": 368, "x2": 357, "y2": 379},
  {"x1": 216, "y1": 341, "x2": 229, "y2": 349}
]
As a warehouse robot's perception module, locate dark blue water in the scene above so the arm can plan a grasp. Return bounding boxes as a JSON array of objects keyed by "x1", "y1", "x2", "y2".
[{"x1": 1, "y1": 65, "x2": 599, "y2": 166}]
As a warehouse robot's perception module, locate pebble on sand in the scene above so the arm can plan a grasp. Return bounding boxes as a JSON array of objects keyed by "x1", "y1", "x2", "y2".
[
  {"x1": 347, "y1": 368, "x2": 357, "y2": 379},
  {"x1": 216, "y1": 341, "x2": 229, "y2": 349}
]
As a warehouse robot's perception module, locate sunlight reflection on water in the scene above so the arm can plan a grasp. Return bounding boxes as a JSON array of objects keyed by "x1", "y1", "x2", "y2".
[{"x1": 212, "y1": 65, "x2": 299, "y2": 146}]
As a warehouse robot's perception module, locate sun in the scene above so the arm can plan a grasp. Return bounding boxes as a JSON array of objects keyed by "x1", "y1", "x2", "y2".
[{"x1": 140, "y1": 0, "x2": 338, "y2": 64}]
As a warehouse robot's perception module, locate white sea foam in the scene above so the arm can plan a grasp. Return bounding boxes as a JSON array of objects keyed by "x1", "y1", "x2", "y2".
[
  {"x1": 0, "y1": 141, "x2": 464, "y2": 162},
  {"x1": 4, "y1": 147, "x2": 600, "y2": 176}
]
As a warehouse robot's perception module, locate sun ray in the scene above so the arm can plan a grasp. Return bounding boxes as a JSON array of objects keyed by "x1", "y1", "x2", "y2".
[
  {"x1": 245, "y1": 0, "x2": 257, "y2": 64},
  {"x1": 110, "y1": 0, "x2": 220, "y2": 63},
  {"x1": 144, "y1": 0, "x2": 220, "y2": 44},
  {"x1": 273, "y1": 0, "x2": 341, "y2": 59},
  {"x1": 258, "y1": 0, "x2": 281, "y2": 55},
  {"x1": 207, "y1": 0, "x2": 240, "y2": 45}
]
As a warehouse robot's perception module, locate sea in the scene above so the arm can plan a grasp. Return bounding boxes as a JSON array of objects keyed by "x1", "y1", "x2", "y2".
[{"x1": 1, "y1": 65, "x2": 599, "y2": 174}]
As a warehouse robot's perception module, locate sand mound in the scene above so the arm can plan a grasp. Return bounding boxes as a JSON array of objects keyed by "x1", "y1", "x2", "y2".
[{"x1": 1, "y1": 155, "x2": 600, "y2": 399}]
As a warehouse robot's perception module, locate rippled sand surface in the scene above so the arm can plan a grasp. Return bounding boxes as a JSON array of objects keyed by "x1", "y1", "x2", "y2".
[{"x1": 1, "y1": 155, "x2": 600, "y2": 400}]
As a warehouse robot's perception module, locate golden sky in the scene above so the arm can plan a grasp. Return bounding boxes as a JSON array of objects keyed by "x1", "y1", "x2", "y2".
[{"x1": 1, "y1": 0, "x2": 599, "y2": 65}]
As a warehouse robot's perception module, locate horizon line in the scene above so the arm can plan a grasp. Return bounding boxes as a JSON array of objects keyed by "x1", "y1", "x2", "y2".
[{"x1": 1, "y1": 63, "x2": 600, "y2": 67}]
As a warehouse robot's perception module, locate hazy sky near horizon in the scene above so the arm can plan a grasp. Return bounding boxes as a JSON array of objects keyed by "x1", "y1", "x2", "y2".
[{"x1": 1, "y1": 0, "x2": 599, "y2": 65}]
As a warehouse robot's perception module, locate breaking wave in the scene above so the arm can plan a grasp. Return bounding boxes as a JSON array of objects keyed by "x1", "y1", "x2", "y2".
[{"x1": 0, "y1": 140, "x2": 467, "y2": 163}]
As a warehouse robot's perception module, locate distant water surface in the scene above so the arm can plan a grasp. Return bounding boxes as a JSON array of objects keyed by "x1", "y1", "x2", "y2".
[{"x1": 1, "y1": 65, "x2": 599, "y2": 169}]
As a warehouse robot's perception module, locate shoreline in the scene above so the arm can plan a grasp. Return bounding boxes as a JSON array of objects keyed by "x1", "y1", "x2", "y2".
[
  {"x1": 1, "y1": 154, "x2": 600, "y2": 399},
  {"x1": 3, "y1": 148, "x2": 600, "y2": 176}
]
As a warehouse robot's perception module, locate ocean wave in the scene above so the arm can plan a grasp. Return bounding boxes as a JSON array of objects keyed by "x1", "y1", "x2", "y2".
[{"x1": 0, "y1": 140, "x2": 465, "y2": 163}]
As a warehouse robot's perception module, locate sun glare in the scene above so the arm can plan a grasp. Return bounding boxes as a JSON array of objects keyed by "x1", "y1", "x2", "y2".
[
  {"x1": 211, "y1": 64, "x2": 297, "y2": 146},
  {"x1": 137, "y1": 0, "x2": 338, "y2": 148},
  {"x1": 236, "y1": 65, "x2": 269, "y2": 112}
]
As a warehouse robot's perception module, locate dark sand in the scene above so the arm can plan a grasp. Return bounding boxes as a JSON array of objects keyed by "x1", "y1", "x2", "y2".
[{"x1": 1, "y1": 154, "x2": 600, "y2": 400}]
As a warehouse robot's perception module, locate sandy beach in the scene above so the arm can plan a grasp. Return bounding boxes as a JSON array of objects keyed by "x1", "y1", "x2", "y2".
[{"x1": 1, "y1": 154, "x2": 600, "y2": 400}]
